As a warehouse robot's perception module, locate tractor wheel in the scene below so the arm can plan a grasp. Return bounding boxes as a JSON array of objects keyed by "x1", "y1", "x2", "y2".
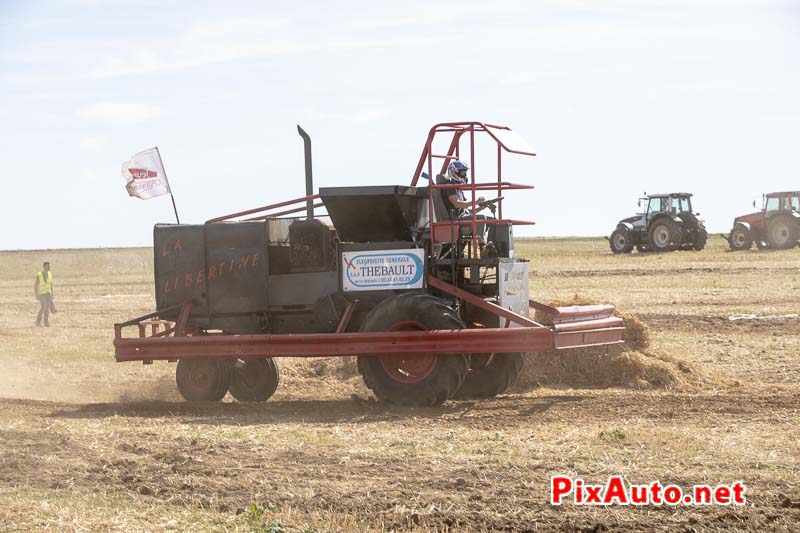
[
  {"x1": 692, "y1": 226, "x2": 708, "y2": 251},
  {"x1": 357, "y1": 293, "x2": 469, "y2": 407},
  {"x1": 767, "y1": 216, "x2": 798, "y2": 249},
  {"x1": 452, "y1": 352, "x2": 524, "y2": 399},
  {"x1": 728, "y1": 226, "x2": 752, "y2": 251},
  {"x1": 609, "y1": 228, "x2": 634, "y2": 254},
  {"x1": 648, "y1": 220, "x2": 682, "y2": 252},
  {"x1": 229, "y1": 358, "x2": 280, "y2": 402},
  {"x1": 176, "y1": 358, "x2": 230, "y2": 402}
]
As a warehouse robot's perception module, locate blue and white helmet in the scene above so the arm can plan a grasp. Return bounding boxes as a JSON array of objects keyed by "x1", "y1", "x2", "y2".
[{"x1": 447, "y1": 160, "x2": 469, "y2": 182}]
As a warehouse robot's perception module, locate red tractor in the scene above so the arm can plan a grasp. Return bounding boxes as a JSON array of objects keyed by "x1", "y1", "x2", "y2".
[{"x1": 727, "y1": 191, "x2": 800, "y2": 251}]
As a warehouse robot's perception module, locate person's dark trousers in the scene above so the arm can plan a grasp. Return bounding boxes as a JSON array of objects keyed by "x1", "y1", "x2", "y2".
[
  {"x1": 36, "y1": 294, "x2": 52, "y2": 326},
  {"x1": 458, "y1": 214, "x2": 495, "y2": 242}
]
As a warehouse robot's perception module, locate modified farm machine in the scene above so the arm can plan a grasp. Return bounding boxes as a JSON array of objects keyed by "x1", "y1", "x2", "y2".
[{"x1": 114, "y1": 122, "x2": 625, "y2": 406}]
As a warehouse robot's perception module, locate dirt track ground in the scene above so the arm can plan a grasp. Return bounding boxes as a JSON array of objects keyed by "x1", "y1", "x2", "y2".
[{"x1": 1, "y1": 237, "x2": 799, "y2": 531}]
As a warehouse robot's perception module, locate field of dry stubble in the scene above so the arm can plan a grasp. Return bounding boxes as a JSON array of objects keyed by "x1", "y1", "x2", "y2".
[{"x1": 0, "y1": 236, "x2": 798, "y2": 531}]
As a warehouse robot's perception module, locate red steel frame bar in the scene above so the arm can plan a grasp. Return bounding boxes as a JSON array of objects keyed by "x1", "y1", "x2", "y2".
[
  {"x1": 335, "y1": 302, "x2": 355, "y2": 334},
  {"x1": 469, "y1": 124, "x2": 477, "y2": 255},
  {"x1": 115, "y1": 327, "x2": 557, "y2": 361},
  {"x1": 207, "y1": 193, "x2": 321, "y2": 223},
  {"x1": 427, "y1": 276, "x2": 541, "y2": 327},
  {"x1": 245, "y1": 202, "x2": 326, "y2": 221}
]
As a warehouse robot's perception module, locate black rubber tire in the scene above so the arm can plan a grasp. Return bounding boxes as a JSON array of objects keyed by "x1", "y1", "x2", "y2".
[
  {"x1": 229, "y1": 358, "x2": 280, "y2": 402},
  {"x1": 693, "y1": 225, "x2": 708, "y2": 251},
  {"x1": 729, "y1": 226, "x2": 752, "y2": 251},
  {"x1": 176, "y1": 358, "x2": 230, "y2": 402},
  {"x1": 357, "y1": 293, "x2": 469, "y2": 407},
  {"x1": 648, "y1": 219, "x2": 682, "y2": 252},
  {"x1": 609, "y1": 228, "x2": 634, "y2": 254},
  {"x1": 453, "y1": 352, "x2": 524, "y2": 399},
  {"x1": 766, "y1": 216, "x2": 797, "y2": 249}
]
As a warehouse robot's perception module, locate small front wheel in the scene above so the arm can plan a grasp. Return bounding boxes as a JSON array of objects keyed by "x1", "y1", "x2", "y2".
[
  {"x1": 229, "y1": 358, "x2": 280, "y2": 402},
  {"x1": 609, "y1": 228, "x2": 634, "y2": 254},
  {"x1": 728, "y1": 226, "x2": 752, "y2": 251},
  {"x1": 176, "y1": 358, "x2": 230, "y2": 402}
]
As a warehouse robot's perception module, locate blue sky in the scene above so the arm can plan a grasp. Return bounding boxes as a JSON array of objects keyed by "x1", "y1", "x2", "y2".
[{"x1": 1, "y1": 0, "x2": 799, "y2": 249}]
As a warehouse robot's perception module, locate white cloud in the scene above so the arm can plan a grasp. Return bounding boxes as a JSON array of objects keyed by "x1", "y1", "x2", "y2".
[
  {"x1": 352, "y1": 109, "x2": 387, "y2": 123},
  {"x1": 76, "y1": 101, "x2": 160, "y2": 125}
]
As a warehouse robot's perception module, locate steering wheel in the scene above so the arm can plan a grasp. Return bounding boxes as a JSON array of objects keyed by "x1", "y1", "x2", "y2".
[
  {"x1": 477, "y1": 197, "x2": 503, "y2": 214},
  {"x1": 478, "y1": 197, "x2": 503, "y2": 207}
]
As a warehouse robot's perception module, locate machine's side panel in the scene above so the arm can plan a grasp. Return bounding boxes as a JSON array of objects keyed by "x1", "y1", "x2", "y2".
[
  {"x1": 267, "y1": 272, "x2": 339, "y2": 306},
  {"x1": 153, "y1": 224, "x2": 208, "y2": 319},
  {"x1": 204, "y1": 221, "x2": 268, "y2": 316}
]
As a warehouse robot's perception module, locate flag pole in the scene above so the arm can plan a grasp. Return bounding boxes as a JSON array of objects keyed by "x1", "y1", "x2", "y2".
[{"x1": 155, "y1": 147, "x2": 180, "y2": 224}]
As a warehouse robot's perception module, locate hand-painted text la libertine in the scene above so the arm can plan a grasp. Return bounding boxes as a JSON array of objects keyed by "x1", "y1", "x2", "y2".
[{"x1": 159, "y1": 240, "x2": 261, "y2": 293}]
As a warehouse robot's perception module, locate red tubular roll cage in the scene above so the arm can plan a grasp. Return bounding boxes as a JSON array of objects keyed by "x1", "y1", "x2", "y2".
[{"x1": 410, "y1": 121, "x2": 537, "y2": 257}]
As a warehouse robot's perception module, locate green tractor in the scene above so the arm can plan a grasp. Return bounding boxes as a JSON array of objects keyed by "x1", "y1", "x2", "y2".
[{"x1": 609, "y1": 193, "x2": 707, "y2": 254}]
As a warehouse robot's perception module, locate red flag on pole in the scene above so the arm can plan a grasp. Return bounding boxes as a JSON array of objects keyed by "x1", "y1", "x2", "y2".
[
  {"x1": 121, "y1": 146, "x2": 180, "y2": 222},
  {"x1": 121, "y1": 147, "x2": 171, "y2": 199}
]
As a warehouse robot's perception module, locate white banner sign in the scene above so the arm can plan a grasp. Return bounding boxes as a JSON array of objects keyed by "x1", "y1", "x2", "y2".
[
  {"x1": 499, "y1": 260, "x2": 529, "y2": 327},
  {"x1": 342, "y1": 249, "x2": 425, "y2": 291},
  {"x1": 121, "y1": 147, "x2": 171, "y2": 200}
]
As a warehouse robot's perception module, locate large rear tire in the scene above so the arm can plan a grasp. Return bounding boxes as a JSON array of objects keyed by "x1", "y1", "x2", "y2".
[
  {"x1": 609, "y1": 228, "x2": 634, "y2": 254},
  {"x1": 766, "y1": 216, "x2": 797, "y2": 249},
  {"x1": 648, "y1": 219, "x2": 682, "y2": 252},
  {"x1": 229, "y1": 358, "x2": 280, "y2": 402},
  {"x1": 729, "y1": 226, "x2": 752, "y2": 251},
  {"x1": 176, "y1": 358, "x2": 230, "y2": 402},
  {"x1": 357, "y1": 293, "x2": 469, "y2": 407},
  {"x1": 692, "y1": 226, "x2": 708, "y2": 251},
  {"x1": 453, "y1": 352, "x2": 524, "y2": 399}
]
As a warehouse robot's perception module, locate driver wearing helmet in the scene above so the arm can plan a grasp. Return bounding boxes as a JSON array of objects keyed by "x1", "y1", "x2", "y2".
[
  {"x1": 445, "y1": 160, "x2": 487, "y2": 215},
  {"x1": 443, "y1": 160, "x2": 495, "y2": 251}
]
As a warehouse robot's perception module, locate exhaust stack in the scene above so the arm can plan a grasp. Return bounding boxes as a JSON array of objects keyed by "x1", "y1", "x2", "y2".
[{"x1": 297, "y1": 125, "x2": 314, "y2": 219}]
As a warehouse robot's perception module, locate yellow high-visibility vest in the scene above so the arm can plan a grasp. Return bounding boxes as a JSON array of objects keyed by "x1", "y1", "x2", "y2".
[{"x1": 37, "y1": 271, "x2": 52, "y2": 295}]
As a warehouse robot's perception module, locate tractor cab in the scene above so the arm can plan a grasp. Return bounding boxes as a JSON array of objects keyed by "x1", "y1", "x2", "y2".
[
  {"x1": 763, "y1": 191, "x2": 800, "y2": 213},
  {"x1": 645, "y1": 193, "x2": 693, "y2": 218}
]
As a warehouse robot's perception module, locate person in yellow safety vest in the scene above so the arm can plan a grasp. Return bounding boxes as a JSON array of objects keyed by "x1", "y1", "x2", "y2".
[{"x1": 34, "y1": 261, "x2": 54, "y2": 327}]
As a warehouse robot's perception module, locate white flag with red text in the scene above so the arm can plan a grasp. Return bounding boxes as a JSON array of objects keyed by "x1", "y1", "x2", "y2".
[{"x1": 121, "y1": 147, "x2": 171, "y2": 200}]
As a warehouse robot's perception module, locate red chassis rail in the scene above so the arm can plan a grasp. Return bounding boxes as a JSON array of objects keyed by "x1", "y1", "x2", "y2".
[{"x1": 113, "y1": 292, "x2": 624, "y2": 363}]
